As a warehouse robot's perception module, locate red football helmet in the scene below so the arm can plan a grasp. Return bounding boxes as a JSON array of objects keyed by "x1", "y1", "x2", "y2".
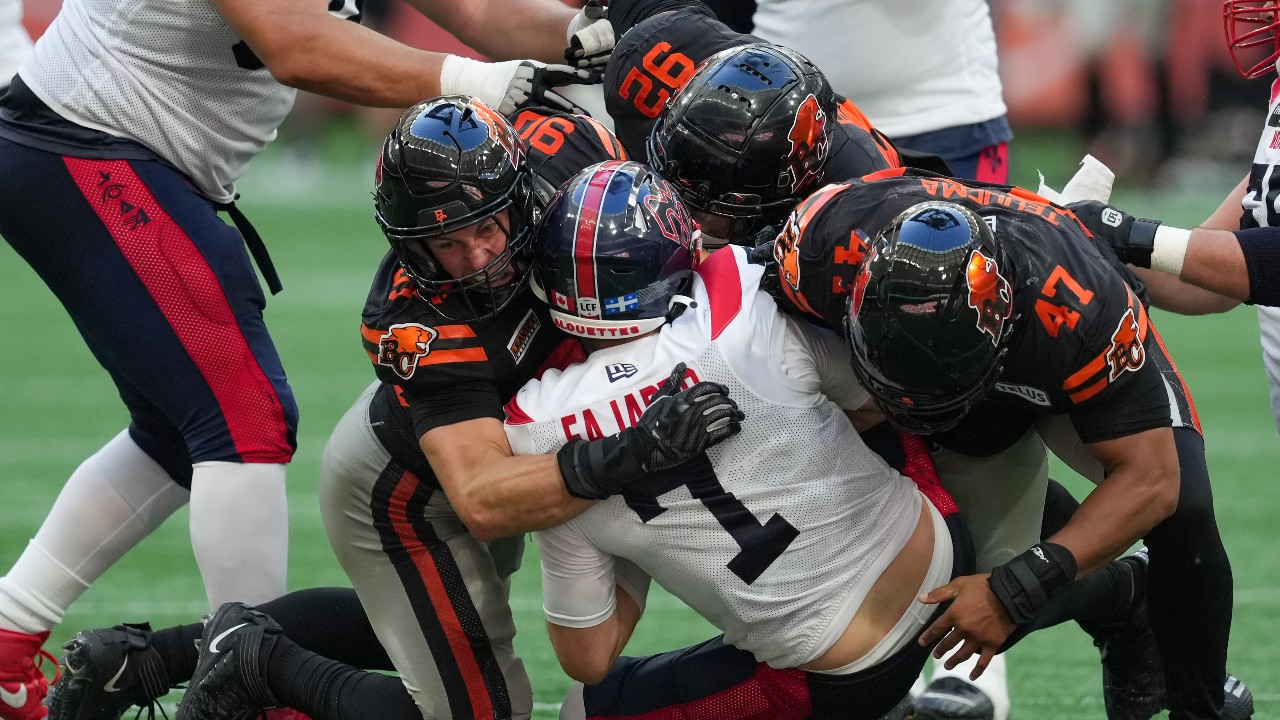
[{"x1": 1224, "y1": 0, "x2": 1280, "y2": 79}]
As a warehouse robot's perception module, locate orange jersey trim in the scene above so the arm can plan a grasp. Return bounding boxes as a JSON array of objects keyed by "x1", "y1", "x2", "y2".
[
  {"x1": 1063, "y1": 290, "x2": 1149, "y2": 404},
  {"x1": 361, "y1": 323, "x2": 476, "y2": 346}
]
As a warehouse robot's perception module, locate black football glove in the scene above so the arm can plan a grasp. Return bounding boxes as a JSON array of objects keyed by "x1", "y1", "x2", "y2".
[
  {"x1": 558, "y1": 362, "x2": 745, "y2": 499},
  {"x1": 747, "y1": 225, "x2": 781, "y2": 296},
  {"x1": 1066, "y1": 200, "x2": 1161, "y2": 269}
]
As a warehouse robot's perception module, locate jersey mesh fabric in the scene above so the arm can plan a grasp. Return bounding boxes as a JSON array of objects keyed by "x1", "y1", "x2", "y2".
[
  {"x1": 513, "y1": 250, "x2": 921, "y2": 668},
  {"x1": 0, "y1": 0, "x2": 32, "y2": 85},
  {"x1": 18, "y1": 0, "x2": 357, "y2": 201}
]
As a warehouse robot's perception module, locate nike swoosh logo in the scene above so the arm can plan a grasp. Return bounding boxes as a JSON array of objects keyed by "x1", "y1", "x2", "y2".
[
  {"x1": 103, "y1": 657, "x2": 128, "y2": 692},
  {"x1": 0, "y1": 684, "x2": 27, "y2": 709},
  {"x1": 207, "y1": 623, "x2": 248, "y2": 653}
]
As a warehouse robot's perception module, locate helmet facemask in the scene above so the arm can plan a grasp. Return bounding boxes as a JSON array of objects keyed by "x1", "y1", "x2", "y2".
[
  {"x1": 845, "y1": 202, "x2": 1016, "y2": 435},
  {"x1": 374, "y1": 96, "x2": 536, "y2": 322},
  {"x1": 1224, "y1": 0, "x2": 1280, "y2": 78}
]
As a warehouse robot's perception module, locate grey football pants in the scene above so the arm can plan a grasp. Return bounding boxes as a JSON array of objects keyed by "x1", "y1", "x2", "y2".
[{"x1": 319, "y1": 383, "x2": 532, "y2": 720}]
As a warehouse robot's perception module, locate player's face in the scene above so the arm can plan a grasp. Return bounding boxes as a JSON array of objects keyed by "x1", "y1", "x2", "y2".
[{"x1": 425, "y1": 209, "x2": 516, "y2": 286}]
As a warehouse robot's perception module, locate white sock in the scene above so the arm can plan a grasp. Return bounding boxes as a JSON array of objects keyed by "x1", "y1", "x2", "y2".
[
  {"x1": 189, "y1": 462, "x2": 288, "y2": 609},
  {"x1": 558, "y1": 682, "x2": 585, "y2": 720},
  {"x1": 930, "y1": 650, "x2": 1010, "y2": 720},
  {"x1": 0, "y1": 431, "x2": 188, "y2": 634}
]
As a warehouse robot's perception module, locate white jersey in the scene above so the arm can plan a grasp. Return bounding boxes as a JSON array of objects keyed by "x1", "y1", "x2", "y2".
[
  {"x1": 0, "y1": 0, "x2": 32, "y2": 88},
  {"x1": 1243, "y1": 71, "x2": 1280, "y2": 433},
  {"x1": 505, "y1": 246, "x2": 923, "y2": 668},
  {"x1": 751, "y1": 0, "x2": 1005, "y2": 138},
  {"x1": 18, "y1": 0, "x2": 359, "y2": 202}
]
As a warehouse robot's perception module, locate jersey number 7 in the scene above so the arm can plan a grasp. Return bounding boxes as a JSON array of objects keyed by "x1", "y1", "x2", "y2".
[{"x1": 622, "y1": 456, "x2": 799, "y2": 584}]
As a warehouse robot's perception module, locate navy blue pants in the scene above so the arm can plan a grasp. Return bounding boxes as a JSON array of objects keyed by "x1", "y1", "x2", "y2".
[{"x1": 0, "y1": 138, "x2": 298, "y2": 484}]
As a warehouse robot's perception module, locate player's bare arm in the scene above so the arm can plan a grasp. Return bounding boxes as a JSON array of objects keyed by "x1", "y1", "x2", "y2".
[
  {"x1": 917, "y1": 429, "x2": 1177, "y2": 679},
  {"x1": 545, "y1": 588, "x2": 643, "y2": 684},
  {"x1": 421, "y1": 417, "x2": 593, "y2": 542},
  {"x1": 404, "y1": 0, "x2": 580, "y2": 63},
  {"x1": 211, "y1": 0, "x2": 449, "y2": 107},
  {"x1": 1048, "y1": 426, "x2": 1180, "y2": 575},
  {"x1": 1069, "y1": 177, "x2": 1280, "y2": 308},
  {"x1": 1134, "y1": 270, "x2": 1240, "y2": 315}
]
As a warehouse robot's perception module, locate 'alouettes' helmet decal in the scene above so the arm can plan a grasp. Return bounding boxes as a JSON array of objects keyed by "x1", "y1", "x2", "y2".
[{"x1": 377, "y1": 323, "x2": 439, "y2": 380}]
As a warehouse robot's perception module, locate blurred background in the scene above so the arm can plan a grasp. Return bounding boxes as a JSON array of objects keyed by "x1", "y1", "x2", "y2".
[{"x1": 17, "y1": 0, "x2": 1270, "y2": 194}]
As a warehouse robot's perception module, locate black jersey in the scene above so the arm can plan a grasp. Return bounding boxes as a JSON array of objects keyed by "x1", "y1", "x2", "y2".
[
  {"x1": 602, "y1": 9, "x2": 900, "y2": 176},
  {"x1": 773, "y1": 168, "x2": 1173, "y2": 453},
  {"x1": 361, "y1": 109, "x2": 622, "y2": 486}
]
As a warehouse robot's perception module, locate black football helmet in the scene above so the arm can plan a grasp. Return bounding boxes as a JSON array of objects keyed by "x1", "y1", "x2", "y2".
[
  {"x1": 532, "y1": 160, "x2": 701, "y2": 339},
  {"x1": 845, "y1": 201, "x2": 1016, "y2": 435},
  {"x1": 646, "y1": 43, "x2": 839, "y2": 248},
  {"x1": 1225, "y1": 0, "x2": 1280, "y2": 78},
  {"x1": 374, "y1": 95, "x2": 535, "y2": 321}
]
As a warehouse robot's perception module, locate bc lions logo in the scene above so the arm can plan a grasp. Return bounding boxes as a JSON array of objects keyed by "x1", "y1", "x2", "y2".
[
  {"x1": 377, "y1": 323, "x2": 439, "y2": 380},
  {"x1": 849, "y1": 257, "x2": 872, "y2": 318},
  {"x1": 965, "y1": 248, "x2": 1012, "y2": 345},
  {"x1": 781, "y1": 95, "x2": 830, "y2": 194},
  {"x1": 469, "y1": 99, "x2": 522, "y2": 168},
  {"x1": 1106, "y1": 307, "x2": 1146, "y2": 380}
]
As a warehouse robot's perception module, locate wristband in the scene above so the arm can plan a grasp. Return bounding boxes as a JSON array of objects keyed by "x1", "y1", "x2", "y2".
[
  {"x1": 438, "y1": 54, "x2": 477, "y2": 98},
  {"x1": 556, "y1": 431, "x2": 646, "y2": 500},
  {"x1": 1151, "y1": 225, "x2": 1192, "y2": 278},
  {"x1": 987, "y1": 542, "x2": 1077, "y2": 625}
]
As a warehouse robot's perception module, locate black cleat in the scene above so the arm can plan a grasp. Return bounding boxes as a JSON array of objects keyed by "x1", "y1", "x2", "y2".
[
  {"x1": 1095, "y1": 549, "x2": 1165, "y2": 720},
  {"x1": 175, "y1": 603, "x2": 281, "y2": 720},
  {"x1": 1223, "y1": 674, "x2": 1254, "y2": 720},
  {"x1": 46, "y1": 624, "x2": 170, "y2": 720},
  {"x1": 876, "y1": 691, "x2": 913, "y2": 720},
  {"x1": 912, "y1": 677, "x2": 996, "y2": 720}
]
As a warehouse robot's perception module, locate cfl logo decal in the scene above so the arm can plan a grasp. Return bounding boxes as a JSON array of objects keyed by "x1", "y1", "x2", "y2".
[
  {"x1": 577, "y1": 296, "x2": 601, "y2": 318},
  {"x1": 1100, "y1": 207, "x2": 1123, "y2": 227}
]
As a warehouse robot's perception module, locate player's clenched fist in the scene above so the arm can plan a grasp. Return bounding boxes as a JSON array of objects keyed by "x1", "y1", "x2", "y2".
[{"x1": 557, "y1": 362, "x2": 745, "y2": 499}]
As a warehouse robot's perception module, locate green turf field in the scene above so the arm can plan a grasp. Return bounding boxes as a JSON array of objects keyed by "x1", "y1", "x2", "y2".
[{"x1": 0, "y1": 128, "x2": 1276, "y2": 718}]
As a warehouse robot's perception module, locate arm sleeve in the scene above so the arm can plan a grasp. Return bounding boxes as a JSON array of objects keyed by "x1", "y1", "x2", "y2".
[
  {"x1": 536, "y1": 523, "x2": 621, "y2": 628},
  {"x1": 401, "y1": 378, "x2": 505, "y2": 439},
  {"x1": 777, "y1": 313, "x2": 871, "y2": 411}
]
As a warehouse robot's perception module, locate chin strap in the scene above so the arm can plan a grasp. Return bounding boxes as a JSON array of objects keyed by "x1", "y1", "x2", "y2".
[{"x1": 666, "y1": 294, "x2": 696, "y2": 323}]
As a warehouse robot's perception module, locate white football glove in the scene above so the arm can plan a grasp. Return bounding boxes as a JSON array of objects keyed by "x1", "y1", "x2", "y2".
[
  {"x1": 565, "y1": 0, "x2": 614, "y2": 69},
  {"x1": 439, "y1": 55, "x2": 594, "y2": 116}
]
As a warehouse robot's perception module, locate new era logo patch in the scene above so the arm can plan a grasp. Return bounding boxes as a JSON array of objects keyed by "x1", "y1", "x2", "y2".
[{"x1": 606, "y1": 363, "x2": 638, "y2": 383}]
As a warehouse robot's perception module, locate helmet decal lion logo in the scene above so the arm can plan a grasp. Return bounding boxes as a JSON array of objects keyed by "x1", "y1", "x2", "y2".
[
  {"x1": 965, "y1": 248, "x2": 1012, "y2": 345},
  {"x1": 377, "y1": 323, "x2": 440, "y2": 380},
  {"x1": 781, "y1": 94, "x2": 830, "y2": 194}
]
